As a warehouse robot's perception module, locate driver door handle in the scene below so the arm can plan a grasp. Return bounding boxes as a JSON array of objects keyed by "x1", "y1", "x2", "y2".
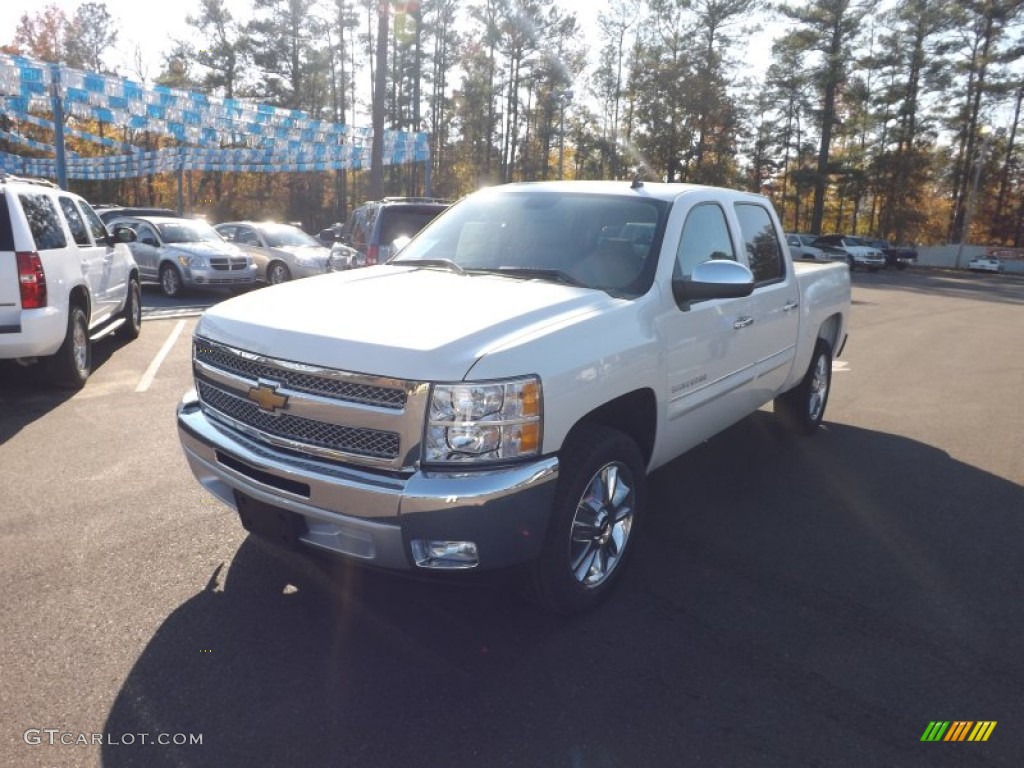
[{"x1": 733, "y1": 316, "x2": 754, "y2": 329}]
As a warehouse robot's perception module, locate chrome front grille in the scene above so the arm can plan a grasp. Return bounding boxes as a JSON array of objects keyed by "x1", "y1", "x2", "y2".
[
  {"x1": 209, "y1": 256, "x2": 249, "y2": 271},
  {"x1": 197, "y1": 380, "x2": 400, "y2": 460},
  {"x1": 193, "y1": 336, "x2": 426, "y2": 469},
  {"x1": 195, "y1": 341, "x2": 407, "y2": 409}
]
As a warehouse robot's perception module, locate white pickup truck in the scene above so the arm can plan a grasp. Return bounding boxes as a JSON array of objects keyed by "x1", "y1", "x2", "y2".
[{"x1": 177, "y1": 181, "x2": 850, "y2": 613}]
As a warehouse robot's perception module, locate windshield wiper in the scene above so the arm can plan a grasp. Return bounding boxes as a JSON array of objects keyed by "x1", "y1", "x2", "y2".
[
  {"x1": 476, "y1": 266, "x2": 584, "y2": 287},
  {"x1": 390, "y1": 258, "x2": 466, "y2": 275}
]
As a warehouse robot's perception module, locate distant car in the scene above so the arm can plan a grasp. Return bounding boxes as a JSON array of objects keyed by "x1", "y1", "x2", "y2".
[
  {"x1": 94, "y1": 205, "x2": 184, "y2": 225},
  {"x1": 786, "y1": 233, "x2": 827, "y2": 261},
  {"x1": 215, "y1": 221, "x2": 330, "y2": 284},
  {"x1": 862, "y1": 238, "x2": 917, "y2": 270},
  {"x1": 326, "y1": 197, "x2": 450, "y2": 272},
  {"x1": 967, "y1": 256, "x2": 1003, "y2": 273},
  {"x1": 108, "y1": 216, "x2": 257, "y2": 297},
  {"x1": 811, "y1": 234, "x2": 886, "y2": 271}
]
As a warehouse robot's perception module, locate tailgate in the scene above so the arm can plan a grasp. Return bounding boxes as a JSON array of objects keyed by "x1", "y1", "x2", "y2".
[{"x1": 0, "y1": 194, "x2": 21, "y2": 328}]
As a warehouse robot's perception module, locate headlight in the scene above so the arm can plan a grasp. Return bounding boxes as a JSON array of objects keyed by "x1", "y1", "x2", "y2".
[
  {"x1": 177, "y1": 254, "x2": 205, "y2": 268},
  {"x1": 425, "y1": 376, "x2": 542, "y2": 464}
]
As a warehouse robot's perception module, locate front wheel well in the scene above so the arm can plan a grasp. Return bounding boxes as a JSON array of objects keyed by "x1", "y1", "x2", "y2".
[{"x1": 567, "y1": 389, "x2": 657, "y2": 466}]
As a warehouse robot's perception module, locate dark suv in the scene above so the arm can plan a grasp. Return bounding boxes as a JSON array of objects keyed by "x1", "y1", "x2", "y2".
[{"x1": 326, "y1": 197, "x2": 450, "y2": 271}]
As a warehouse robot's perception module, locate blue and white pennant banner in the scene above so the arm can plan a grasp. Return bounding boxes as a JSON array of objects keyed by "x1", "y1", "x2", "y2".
[{"x1": 0, "y1": 53, "x2": 429, "y2": 172}]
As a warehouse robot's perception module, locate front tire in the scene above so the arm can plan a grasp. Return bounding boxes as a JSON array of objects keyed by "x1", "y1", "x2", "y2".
[
  {"x1": 116, "y1": 277, "x2": 142, "y2": 340},
  {"x1": 774, "y1": 339, "x2": 833, "y2": 435},
  {"x1": 160, "y1": 263, "x2": 183, "y2": 297},
  {"x1": 267, "y1": 261, "x2": 291, "y2": 285},
  {"x1": 47, "y1": 304, "x2": 91, "y2": 389},
  {"x1": 528, "y1": 423, "x2": 646, "y2": 614}
]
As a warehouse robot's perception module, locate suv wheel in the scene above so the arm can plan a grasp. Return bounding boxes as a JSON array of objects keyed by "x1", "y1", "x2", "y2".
[
  {"x1": 117, "y1": 277, "x2": 142, "y2": 340},
  {"x1": 47, "y1": 304, "x2": 91, "y2": 389}
]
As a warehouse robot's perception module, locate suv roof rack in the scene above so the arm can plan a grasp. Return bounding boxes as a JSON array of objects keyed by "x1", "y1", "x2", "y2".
[{"x1": 0, "y1": 170, "x2": 60, "y2": 189}]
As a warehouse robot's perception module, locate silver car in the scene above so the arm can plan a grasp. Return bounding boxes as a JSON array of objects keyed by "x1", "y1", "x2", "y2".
[
  {"x1": 215, "y1": 221, "x2": 330, "y2": 284},
  {"x1": 109, "y1": 216, "x2": 257, "y2": 297}
]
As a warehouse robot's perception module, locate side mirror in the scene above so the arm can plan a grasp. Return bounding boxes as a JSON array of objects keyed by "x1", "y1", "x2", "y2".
[
  {"x1": 113, "y1": 225, "x2": 137, "y2": 244},
  {"x1": 672, "y1": 259, "x2": 754, "y2": 303}
]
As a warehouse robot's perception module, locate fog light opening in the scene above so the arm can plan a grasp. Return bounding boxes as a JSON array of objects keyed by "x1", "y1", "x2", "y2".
[{"x1": 411, "y1": 540, "x2": 479, "y2": 569}]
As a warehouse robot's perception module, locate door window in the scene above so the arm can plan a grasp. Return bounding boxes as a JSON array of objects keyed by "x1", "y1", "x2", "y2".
[
  {"x1": 58, "y1": 196, "x2": 91, "y2": 246},
  {"x1": 734, "y1": 203, "x2": 784, "y2": 284},
  {"x1": 673, "y1": 203, "x2": 736, "y2": 282},
  {"x1": 80, "y1": 203, "x2": 109, "y2": 244}
]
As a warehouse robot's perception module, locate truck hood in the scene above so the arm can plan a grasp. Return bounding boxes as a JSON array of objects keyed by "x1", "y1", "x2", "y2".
[{"x1": 195, "y1": 265, "x2": 612, "y2": 381}]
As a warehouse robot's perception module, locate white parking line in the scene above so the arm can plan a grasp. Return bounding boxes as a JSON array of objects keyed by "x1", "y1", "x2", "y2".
[
  {"x1": 832, "y1": 361, "x2": 850, "y2": 372},
  {"x1": 136, "y1": 320, "x2": 186, "y2": 392}
]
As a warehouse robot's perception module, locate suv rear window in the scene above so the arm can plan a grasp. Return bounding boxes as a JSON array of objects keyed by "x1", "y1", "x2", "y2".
[
  {"x1": 378, "y1": 208, "x2": 444, "y2": 245},
  {"x1": 19, "y1": 194, "x2": 67, "y2": 250}
]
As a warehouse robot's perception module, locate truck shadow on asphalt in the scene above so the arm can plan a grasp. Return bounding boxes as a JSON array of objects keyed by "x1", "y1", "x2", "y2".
[{"x1": 101, "y1": 414, "x2": 1024, "y2": 767}]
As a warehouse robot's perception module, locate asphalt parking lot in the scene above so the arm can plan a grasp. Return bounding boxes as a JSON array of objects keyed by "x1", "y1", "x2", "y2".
[{"x1": 1, "y1": 270, "x2": 1023, "y2": 767}]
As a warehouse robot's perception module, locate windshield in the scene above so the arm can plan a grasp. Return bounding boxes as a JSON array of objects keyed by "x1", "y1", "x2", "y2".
[
  {"x1": 261, "y1": 225, "x2": 319, "y2": 248},
  {"x1": 156, "y1": 220, "x2": 222, "y2": 244},
  {"x1": 391, "y1": 189, "x2": 668, "y2": 295}
]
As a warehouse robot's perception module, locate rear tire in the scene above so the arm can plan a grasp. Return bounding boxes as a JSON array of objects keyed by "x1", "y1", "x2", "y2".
[
  {"x1": 527, "y1": 423, "x2": 646, "y2": 614},
  {"x1": 774, "y1": 339, "x2": 832, "y2": 435},
  {"x1": 47, "y1": 304, "x2": 91, "y2": 389}
]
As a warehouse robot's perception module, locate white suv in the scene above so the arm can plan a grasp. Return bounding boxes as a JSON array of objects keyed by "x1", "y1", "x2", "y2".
[{"x1": 0, "y1": 173, "x2": 141, "y2": 388}]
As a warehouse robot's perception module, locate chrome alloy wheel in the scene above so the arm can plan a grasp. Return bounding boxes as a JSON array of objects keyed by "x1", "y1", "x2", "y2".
[
  {"x1": 569, "y1": 461, "x2": 636, "y2": 588},
  {"x1": 808, "y1": 352, "x2": 830, "y2": 422}
]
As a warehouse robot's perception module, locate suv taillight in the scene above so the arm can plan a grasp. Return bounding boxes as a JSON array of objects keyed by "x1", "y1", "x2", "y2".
[
  {"x1": 16, "y1": 251, "x2": 47, "y2": 309},
  {"x1": 366, "y1": 244, "x2": 379, "y2": 265}
]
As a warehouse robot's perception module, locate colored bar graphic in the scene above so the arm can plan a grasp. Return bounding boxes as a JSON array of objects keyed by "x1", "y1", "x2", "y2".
[
  {"x1": 944, "y1": 721, "x2": 972, "y2": 741},
  {"x1": 921, "y1": 721, "x2": 996, "y2": 742}
]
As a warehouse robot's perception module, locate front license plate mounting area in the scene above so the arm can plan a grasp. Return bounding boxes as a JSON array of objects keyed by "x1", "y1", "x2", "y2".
[{"x1": 234, "y1": 491, "x2": 307, "y2": 549}]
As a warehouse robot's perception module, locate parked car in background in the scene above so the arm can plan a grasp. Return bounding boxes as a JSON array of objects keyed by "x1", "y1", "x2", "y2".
[
  {"x1": 786, "y1": 233, "x2": 828, "y2": 261},
  {"x1": 862, "y1": 238, "x2": 917, "y2": 270},
  {"x1": 215, "y1": 221, "x2": 330, "y2": 284},
  {"x1": 326, "y1": 197, "x2": 450, "y2": 271},
  {"x1": 0, "y1": 172, "x2": 141, "y2": 388},
  {"x1": 94, "y1": 205, "x2": 183, "y2": 225},
  {"x1": 811, "y1": 234, "x2": 886, "y2": 271},
  {"x1": 967, "y1": 256, "x2": 1004, "y2": 273},
  {"x1": 108, "y1": 216, "x2": 257, "y2": 297}
]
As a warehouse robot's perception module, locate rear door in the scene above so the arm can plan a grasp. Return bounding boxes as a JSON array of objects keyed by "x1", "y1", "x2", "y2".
[{"x1": 730, "y1": 202, "x2": 800, "y2": 409}]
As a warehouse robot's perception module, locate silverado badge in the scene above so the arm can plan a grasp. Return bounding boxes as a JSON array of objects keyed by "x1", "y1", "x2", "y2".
[{"x1": 247, "y1": 381, "x2": 288, "y2": 413}]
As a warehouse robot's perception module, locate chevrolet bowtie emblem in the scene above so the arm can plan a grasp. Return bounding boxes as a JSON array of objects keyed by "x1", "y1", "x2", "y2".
[{"x1": 247, "y1": 382, "x2": 288, "y2": 413}]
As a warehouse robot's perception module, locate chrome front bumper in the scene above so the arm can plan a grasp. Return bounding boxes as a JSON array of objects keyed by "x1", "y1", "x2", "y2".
[{"x1": 177, "y1": 390, "x2": 560, "y2": 570}]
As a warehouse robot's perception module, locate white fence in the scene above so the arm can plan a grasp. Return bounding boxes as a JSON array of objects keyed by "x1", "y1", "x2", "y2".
[{"x1": 916, "y1": 245, "x2": 1024, "y2": 274}]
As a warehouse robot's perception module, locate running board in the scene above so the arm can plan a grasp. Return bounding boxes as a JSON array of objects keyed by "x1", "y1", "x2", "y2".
[{"x1": 90, "y1": 317, "x2": 126, "y2": 341}]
